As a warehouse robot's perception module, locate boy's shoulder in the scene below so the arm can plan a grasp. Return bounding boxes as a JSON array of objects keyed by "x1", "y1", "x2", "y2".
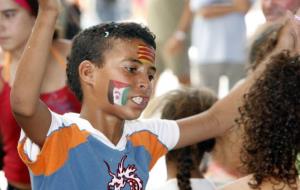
[
  {"x1": 48, "y1": 111, "x2": 93, "y2": 135},
  {"x1": 124, "y1": 119, "x2": 179, "y2": 143},
  {"x1": 51, "y1": 111, "x2": 80, "y2": 124},
  {"x1": 124, "y1": 119, "x2": 180, "y2": 154},
  {"x1": 124, "y1": 119, "x2": 178, "y2": 132}
]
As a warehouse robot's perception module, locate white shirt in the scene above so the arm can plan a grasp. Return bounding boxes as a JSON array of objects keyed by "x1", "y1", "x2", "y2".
[
  {"x1": 154, "y1": 178, "x2": 216, "y2": 190},
  {"x1": 190, "y1": 0, "x2": 252, "y2": 64}
]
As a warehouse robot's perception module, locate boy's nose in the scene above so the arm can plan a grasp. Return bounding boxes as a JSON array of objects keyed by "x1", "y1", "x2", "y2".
[{"x1": 138, "y1": 75, "x2": 151, "y2": 90}]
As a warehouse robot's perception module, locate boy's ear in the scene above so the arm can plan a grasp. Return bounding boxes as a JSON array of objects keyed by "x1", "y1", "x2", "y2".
[{"x1": 78, "y1": 60, "x2": 97, "y2": 86}]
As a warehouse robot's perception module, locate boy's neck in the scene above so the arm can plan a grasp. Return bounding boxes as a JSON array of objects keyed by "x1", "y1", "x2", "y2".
[{"x1": 80, "y1": 105, "x2": 125, "y2": 145}]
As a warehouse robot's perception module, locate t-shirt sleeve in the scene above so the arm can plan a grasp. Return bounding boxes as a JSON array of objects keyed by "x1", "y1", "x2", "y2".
[
  {"x1": 17, "y1": 110, "x2": 67, "y2": 175},
  {"x1": 18, "y1": 111, "x2": 63, "y2": 161},
  {"x1": 18, "y1": 111, "x2": 89, "y2": 177},
  {"x1": 126, "y1": 119, "x2": 180, "y2": 170},
  {"x1": 141, "y1": 119, "x2": 180, "y2": 151}
]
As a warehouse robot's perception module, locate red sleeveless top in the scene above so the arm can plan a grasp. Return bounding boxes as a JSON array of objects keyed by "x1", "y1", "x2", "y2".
[{"x1": 0, "y1": 51, "x2": 81, "y2": 184}]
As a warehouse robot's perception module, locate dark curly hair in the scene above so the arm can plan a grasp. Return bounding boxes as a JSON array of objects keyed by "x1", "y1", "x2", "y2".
[
  {"x1": 161, "y1": 88, "x2": 217, "y2": 190},
  {"x1": 239, "y1": 51, "x2": 300, "y2": 189},
  {"x1": 66, "y1": 22, "x2": 156, "y2": 101},
  {"x1": 248, "y1": 23, "x2": 284, "y2": 71}
]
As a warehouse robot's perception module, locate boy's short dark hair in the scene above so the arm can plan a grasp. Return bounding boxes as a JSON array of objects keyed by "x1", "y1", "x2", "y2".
[{"x1": 66, "y1": 22, "x2": 156, "y2": 102}]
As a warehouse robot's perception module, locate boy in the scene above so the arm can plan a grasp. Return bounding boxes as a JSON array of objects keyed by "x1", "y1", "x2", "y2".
[{"x1": 11, "y1": 0, "x2": 300, "y2": 189}]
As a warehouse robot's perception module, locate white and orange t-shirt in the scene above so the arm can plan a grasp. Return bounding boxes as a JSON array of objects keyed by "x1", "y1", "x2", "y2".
[{"x1": 18, "y1": 111, "x2": 179, "y2": 190}]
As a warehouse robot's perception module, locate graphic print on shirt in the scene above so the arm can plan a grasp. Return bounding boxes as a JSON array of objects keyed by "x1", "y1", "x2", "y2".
[
  {"x1": 104, "y1": 155, "x2": 143, "y2": 190},
  {"x1": 108, "y1": 80, "x2": 130, "y2": 106}
]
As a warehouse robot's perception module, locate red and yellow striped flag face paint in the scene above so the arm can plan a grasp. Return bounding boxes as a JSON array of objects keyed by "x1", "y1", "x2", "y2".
[{"x1": 137, "y1": 45, "x2": 155, "y2": 65}]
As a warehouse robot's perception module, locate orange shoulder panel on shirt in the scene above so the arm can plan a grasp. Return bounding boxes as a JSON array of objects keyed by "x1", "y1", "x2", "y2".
[
  {"x1": 128, "y1": 131, "x2": 168, "y2": 170},
  {"x1": 18, "y1": 124, "x2": 89, "y2": 176}
]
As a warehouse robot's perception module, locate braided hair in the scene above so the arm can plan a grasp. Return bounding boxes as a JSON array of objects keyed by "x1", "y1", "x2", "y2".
[{"x1": 161, "y1": 88, "x2": 217, "y2": 190}]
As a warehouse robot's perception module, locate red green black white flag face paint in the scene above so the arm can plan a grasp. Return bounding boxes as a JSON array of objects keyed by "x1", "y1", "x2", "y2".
[
  {"x1": 108, "y1": 80, "x2": 130, "y2": 106},
  {"x1": 137, "y1": 45, "x2": 155, "y2": 64}
]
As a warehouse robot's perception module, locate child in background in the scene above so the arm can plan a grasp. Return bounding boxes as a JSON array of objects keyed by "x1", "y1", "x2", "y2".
[
  {"x1": 0, "y1": 0, "x2": 80, "y2": 189},
  {"x1": 221, "y1": 9, "x2": 300, "y2": 190},
  {"x1": 154, "y1": 88, "x2": 217, "y2": 190},
  {"x1": 10, "y1": 0, "x2": 300, "y2": 189},
  {"x1": 221, "y1": 51, "x2": 300, "y2": 190}
]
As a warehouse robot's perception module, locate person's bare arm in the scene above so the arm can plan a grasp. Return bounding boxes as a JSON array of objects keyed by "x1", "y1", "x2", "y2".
[
  {"x1": 175, "y1": 73, "x2": 251, "y2": 149},
  {"x1": 10, "y1": 0, "x2": 61, "y2": 147},
  {"x1": 175, "y1": 10, "x2": 300, "y2": 149},
  {"x1": 0, "y1": 52, "x2": 4, "y2": 92},
  {"x1": 0, "y1": 79, "x2": 3, "y2": 93},
  {"x1": 164, "y1": 0, "x2": 193, "y2": 56},
  {"x1": 176, "y1": 0, "x2": 193, "y2": 35},
  {"x1": 198, "y1": 0, "x2": 251, "y2": 19}
]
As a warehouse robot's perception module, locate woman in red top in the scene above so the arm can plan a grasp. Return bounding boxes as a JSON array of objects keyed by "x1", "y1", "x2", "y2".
[{"x1": 0, "y1": 0, "x2": 81, "y2": 189}]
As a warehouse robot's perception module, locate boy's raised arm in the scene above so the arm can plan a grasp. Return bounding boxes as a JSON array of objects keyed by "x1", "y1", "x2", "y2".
[
  {"x1": 175, "y1": 69, "x2": 252, "y2": 149},
  {"x1": 10, "y1": 0, "x2": 61, "y2": 147}
]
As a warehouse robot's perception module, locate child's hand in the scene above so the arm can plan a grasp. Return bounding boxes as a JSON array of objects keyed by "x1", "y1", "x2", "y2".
[
  {"x1": 38, "y1": 0, "x2": 61, "y2": 13},
  {"x1": 275, "y1": 9, "x2": 300, "y2": 53},
  {"x1": 292, "y1": 9, "x2": 300, "y2": 52}
]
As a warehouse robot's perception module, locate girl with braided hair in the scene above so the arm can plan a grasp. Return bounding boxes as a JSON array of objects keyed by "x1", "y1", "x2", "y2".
[{"x1": 154, "y1": 88, "x2": 217, "y2": 190}]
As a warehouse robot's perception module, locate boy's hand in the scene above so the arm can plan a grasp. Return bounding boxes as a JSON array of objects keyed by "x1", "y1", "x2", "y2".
[
  {"x1": 276, "y1": 9, "x2": 300, "y2": 53},
  {"x1": 38, "y1": 0, "x2": 61, "y2": 13}
]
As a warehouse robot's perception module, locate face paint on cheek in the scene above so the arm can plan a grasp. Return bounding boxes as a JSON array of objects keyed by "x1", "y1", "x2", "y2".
[
  {"x1": 108, "y1": 80, "x2": 131, "y2": 106},
  {"x1": 137, "y1": 45, "x2": 155, "y2": 64}
]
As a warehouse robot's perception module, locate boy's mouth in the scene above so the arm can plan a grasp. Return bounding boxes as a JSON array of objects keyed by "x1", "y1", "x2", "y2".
[{"x1": 131, "y1": 96, "x2": 149, "y2": 105}]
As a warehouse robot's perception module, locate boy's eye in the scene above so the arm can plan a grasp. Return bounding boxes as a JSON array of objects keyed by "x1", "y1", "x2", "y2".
[{"x1": 125, "y1": 67, "x2": 137, "y2": 73}]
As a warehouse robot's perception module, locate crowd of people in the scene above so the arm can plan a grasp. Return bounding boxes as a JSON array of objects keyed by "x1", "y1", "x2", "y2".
[{"x1": 0, "y1": 0, "x2": 300, "y2": 190}]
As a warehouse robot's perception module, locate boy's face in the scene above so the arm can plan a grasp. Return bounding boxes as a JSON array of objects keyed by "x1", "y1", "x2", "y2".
[{"x1": 92, "y1": 38, "x2": 156, "y2": 120}]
